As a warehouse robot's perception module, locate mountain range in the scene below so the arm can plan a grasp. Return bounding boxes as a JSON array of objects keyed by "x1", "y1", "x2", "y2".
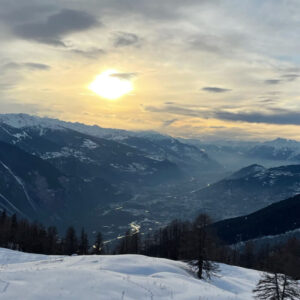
[
  {"x1": 183, "y1": 137, "x2": 300, "y2": 171},
  {"x1": 1, "y1": 113, "x2": 300, "y2": 242},
  {"x1": 191, "y1": 164, "x2": 300, "y2": 220},
  {"x1": 0, "y1": 114, "x2": 222, "y2": 237}
]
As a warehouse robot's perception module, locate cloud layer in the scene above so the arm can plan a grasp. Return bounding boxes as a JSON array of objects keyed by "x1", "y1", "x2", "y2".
[
  {"x1": 144, "y1": 104, "x2": 300, "y2": 126},
  {"x1": 13, "y1": 9, "x2": 99, "y2": 46},
  {"x1": 202, "y1": 87, "x2": 231, "y2": 93},
  {"x1": 1, "y1": 0, "x2": 300, "y2": 140}
]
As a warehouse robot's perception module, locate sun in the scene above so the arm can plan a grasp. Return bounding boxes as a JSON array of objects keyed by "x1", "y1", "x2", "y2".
[{"x1": 88, "y1": 70, "x2": 133, "y2": 100}]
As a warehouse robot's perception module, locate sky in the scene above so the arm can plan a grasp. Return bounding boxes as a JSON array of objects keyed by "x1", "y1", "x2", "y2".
[{"x1": 1, "y1": 0, "x2": 300, "y2": 141}]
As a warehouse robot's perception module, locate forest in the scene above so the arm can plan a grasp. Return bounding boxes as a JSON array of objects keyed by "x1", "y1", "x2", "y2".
[{"x1": 1, "y1": 210, "x2": 300, "y2": 282}]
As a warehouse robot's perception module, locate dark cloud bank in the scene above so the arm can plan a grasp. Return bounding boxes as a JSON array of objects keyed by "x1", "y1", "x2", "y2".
[
  {"x1": 13, "y1": 9, "x2": 99, "y2": 46},
  {"x1": 145, "y1": 104, "x2": 300, "y2": 126}
]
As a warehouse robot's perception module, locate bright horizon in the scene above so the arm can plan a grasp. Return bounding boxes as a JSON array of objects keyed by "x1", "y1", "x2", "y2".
[{"x1": 1, "y1": 1, "x2": 300, "y2": 141}]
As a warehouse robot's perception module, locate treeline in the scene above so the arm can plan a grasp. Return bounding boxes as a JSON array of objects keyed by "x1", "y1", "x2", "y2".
[
  {"x1": 0, "y1": 211, "x2": 104, "y2": 255},
  {"x1": 1, "y1": 208, "x2": 300, "y2": 281},
  {"x1": 114, "y1": 214, "x2": 224, "y2": 279},
  {"x1": 114, "y1": 214, "x2": 300, "y2": 280}
]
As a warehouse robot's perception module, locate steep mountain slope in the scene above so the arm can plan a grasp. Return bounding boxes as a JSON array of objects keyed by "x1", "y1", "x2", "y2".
[
  {"x1": 0, "y1": 248, "x2": 260, "y2": 300},
  {"x1": 0, "y1": 141, "x2": 66, "y2": 223},
  {"x1": 192, "y1": 164, "x2": 300, "y2": 220},
  {"x1": 120, "y1": 136, "x2": 222, "y2": 176},
  {"x1": 0, "y1": 122, "x2": 183, "y2": 187},
  {"x1": 212, "y1": 194, "x2": 300, "y2": 244},
  {"x1": 0, "y1": 115, "x2": 193, "y2": 238},
  {"x1": 0, "y1": 140, "x2": 132, "y2": 232},
  {"x1": 0, "y1": 113, "x2": 130, "y2": 138}
]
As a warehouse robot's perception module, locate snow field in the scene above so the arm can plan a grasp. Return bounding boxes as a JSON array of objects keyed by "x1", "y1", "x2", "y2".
[{"x1": 0, "y1": 248, "x2": 260, "y2": 299}]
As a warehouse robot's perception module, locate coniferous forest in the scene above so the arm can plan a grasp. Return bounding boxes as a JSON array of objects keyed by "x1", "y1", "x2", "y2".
[
  {"x1": 2, "y1": 209, "x2": 300, "y2": 283},
  {"x1": 0, "y1": 211, "x2": 104, "y2": 255}
]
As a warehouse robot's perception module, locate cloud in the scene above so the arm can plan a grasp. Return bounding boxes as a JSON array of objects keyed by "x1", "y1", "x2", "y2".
[
  {"x1": 259, "y1": 98, "x2": 277, "y2": 104},
  {"x1": 202, "y1": 87, "x2": 231, "y2": 93},
  {"x1": 0, "y1": 3, "x2": 56, "y2": 24},
  {"x1": 144, "y1": 104, "x2": 208, "y2": 118},
  {"x1": 0, "y1": 97, "x2": 47, "y2": 116},
  {"x1": 144, "y1": 104, "x2": 300, "y2": 126},
  {"x1": 0, "y1": 82, "x2": 15, "y2": 90},
  {"x1": 110, "y1": 72, "x2": 138, "y2": 80},
  {"x1": 13, "y1": 9, "x2": 100, "y2": 46},
  {"x1": 213, "y1": 109, "x2": 300, "y2": 125},
  {"x1": 113, "y1": 32, "x2": 140, "y2": 47},
  {"x1": 162, "y1": 119, "x2": 178, "y2": 127},
  {"x1": 96, "y1": 0, "x2": 211, "y2": 21},
  {"x1": 264, "y1": 79, "x2": 281, "y2": 85},
  {"x1": 3, "y1": 62, "x2": 51, "y2": 70},
  {"x1": 70, "y1": 48, "x2": 105, "y2": 59},
  {"x1": 281, "y1": 74, "x2": 299, "y2": 82},
  {"x1": 209, "y1": 126, "x2": 226, "y2": 129},
  {"x1": 24, "y1": 63, "x2": 51, "y2": 70},
  {"x1": 188, "y1": 32, "x2": 246, "y2": 58},
  {"x1": 264, "y1": 74, "x2": 300, "y2": 85}
]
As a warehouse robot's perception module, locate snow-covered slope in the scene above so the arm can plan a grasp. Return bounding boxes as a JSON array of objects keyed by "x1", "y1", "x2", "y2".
[
  {"x1": 191, "y1": 164, "x2": 300, "y2": 220},
  {"x1": 247, "y1": 138, "x2": 300, "y2": 162},
  {"x1": 0, "y1": 114, "x2": 172, "y2": 140},
  {"x1": 0, "y1": 113, "x2": 138, "y2": 139},
  {"x1": 0, "y1": 113, "x2": 223, "y2": 176},
  {"x1": 0, "y1": 248, "x2": 259, "y2": 299}
]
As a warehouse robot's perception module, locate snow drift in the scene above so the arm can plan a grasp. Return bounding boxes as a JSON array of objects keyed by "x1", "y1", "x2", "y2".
[{"x1": 0, "y1": 248, "x2": 260, "y2": 299}]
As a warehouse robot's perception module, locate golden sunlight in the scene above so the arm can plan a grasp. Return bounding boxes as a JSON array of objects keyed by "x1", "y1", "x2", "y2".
[{"x1": 88, "y1": 70, "x2": 133, "y2": 100}]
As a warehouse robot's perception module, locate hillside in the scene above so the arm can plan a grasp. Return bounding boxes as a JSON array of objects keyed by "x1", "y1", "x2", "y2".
[
  {"x1": 212, "y1": 194, "x2": 300, "y2": 244},
  {"x1": 191, "y1": 164, "x2": 300, "y2": 220},
  {"x1": 0, "y1": 141, "x2": 66, "y2": 223},
  {"x1": 0, "y1": 248, "x2": 259, "y2": 299},
  {"x1": 0, "y1": 113, "x2": 222, "y2": 177}
]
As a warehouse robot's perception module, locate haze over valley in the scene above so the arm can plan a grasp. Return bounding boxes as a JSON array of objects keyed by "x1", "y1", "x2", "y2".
[{"x1": 1, "y1": 1, "x2": 300, "y2": 299}]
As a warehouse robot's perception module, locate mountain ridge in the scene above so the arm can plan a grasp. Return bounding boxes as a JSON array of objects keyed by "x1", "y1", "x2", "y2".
[{"x1": 212, "y1": 194, "x2": 300, "y2": 244}]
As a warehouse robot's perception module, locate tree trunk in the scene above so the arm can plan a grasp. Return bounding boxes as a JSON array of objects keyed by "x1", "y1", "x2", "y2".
[{"x1": 197, "y1": 255, "x2": 203, "y2": 279}]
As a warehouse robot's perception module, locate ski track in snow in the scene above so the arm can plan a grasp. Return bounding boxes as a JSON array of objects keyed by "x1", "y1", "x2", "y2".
[
  {"x1": 0, "y1": 160, "x2": 37, "y2": 212},
  {"x1": 0, "y1": 248, "x2": 260, "y2": 299}
]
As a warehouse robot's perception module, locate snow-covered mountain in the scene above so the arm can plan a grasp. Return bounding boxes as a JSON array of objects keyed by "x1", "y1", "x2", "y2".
[
  {"x1": 0, "y1": 114, "x2": 224, "y2": 239},
  {"x1": 247, "y1": 138, "x2": 300, "y2": 162},
  {"x1": 3, "y1": 113, "x2": 300, "y2": 240},
  {"x1": 190, "y1": 164, "x2": 300, "y2": 220},
  {"x1": 0, "y1": 247, "x2": 260, "y2": 299},
  {"x1": 0, "y1": 113, "x2": 130, "y2": 138},
  {"x1": 0, "y1": 140, "x2": 130, "y2": 232},
  {"x1": 0, "y1": 125, "x2": 184, "y2": 237},
  {"x1": 0, "y1": 113, "x2": 223, "y2": 176},
  {"x1": 119, "y1": 136, "x2": 222, "y2": 176},
  {"x1": 1, "y1": 124, "x2": 182, "y2": 185},
  {"x1": 182, "y1": 137, "x2": 300, "y2": 171}
]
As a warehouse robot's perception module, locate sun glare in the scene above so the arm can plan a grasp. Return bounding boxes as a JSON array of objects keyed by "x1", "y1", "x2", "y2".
[{"x1": 88, "y1": 70, "x2": 133, "y2": 100}]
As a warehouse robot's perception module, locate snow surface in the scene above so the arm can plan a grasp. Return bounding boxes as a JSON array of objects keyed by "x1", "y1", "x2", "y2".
[
  {"x1": 0, "y1": 113, "x2": 168, "y2": 142},
  {"x1": 0, "y1": 247, "x2": 260, "y2": 299}
]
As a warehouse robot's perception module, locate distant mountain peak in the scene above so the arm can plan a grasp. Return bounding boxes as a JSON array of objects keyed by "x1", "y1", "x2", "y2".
[
  {"x1": 264, "y1": 137, "x2": 300, "y2": 148},
  {"x1": 0, "y1": 114, "x2": 173, "y2": 142},
  {"x1": 0, "y1": 113, "x2": 66, "y2": 130},
  {"x1": 229, "y1": 164, "x2": 266, "y2": 180}
]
